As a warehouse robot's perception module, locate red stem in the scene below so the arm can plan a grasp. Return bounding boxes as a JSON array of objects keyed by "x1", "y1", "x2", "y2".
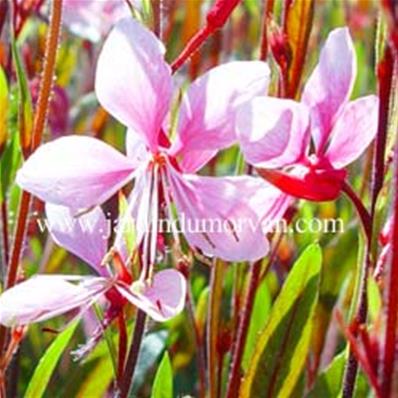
[
  {"x1": 0, "y1": 0, "x2": 63, "y2": 375},
  {"x1": 151, "y1": 0, "x2": 162, "y2": 39},
  {"x1": 117, "y1": 311, "x2": 128, "y2": 387},
  {"x1": 341, "y1": 181, "x2": 372, "y2": 244},
  {"x1": 171, "y1": 0, "x2": 241, "y2": 74},
  {"x1": 186, "y1": 287, "x2": 206, "y2": 398},
  {"x1": 381, "y1": 50, "x2": 398, "y2": 398},
  {"x1": 5, "y1": 191, "x2": 30, "y2": 289},
  {"x1": 225, "y1": 260, "x2": 262, "y2": 398},
  {"x1": 342, "y1": 44, "x2": 395, "y2": 397},
  {"x1": 171, "y1": 25, "x2": 212, "y2": 74},
  {"x1": 119, "y1": 310, "x2": 146, "y2": 398},
  {"x1": 259, "y1": 0, "x2": 274, "y2": 61},
  {"x1": 1, "y1": 200, "x2": 9, "y2": 271}
]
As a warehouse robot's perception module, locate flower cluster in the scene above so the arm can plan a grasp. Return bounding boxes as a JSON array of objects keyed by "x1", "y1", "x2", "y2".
[{"x1": 0, "y1": 6, "x2": 378, "y2": 373}]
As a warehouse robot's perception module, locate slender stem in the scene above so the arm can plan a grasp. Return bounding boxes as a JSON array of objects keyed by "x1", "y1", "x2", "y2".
[
  {"x1": 0, "y1": 0, "x2": 63, "y2": 366},
  {"x1": 370, "y1": 46, "x2": 394, "y2": 217},
  {"x1": 341, "y1": 181, "x2": 372, "y2": 244},
  {"x1": 381, "y1": 50, "x2": 398, "y2": 398},
  {"x1": 171, "y1": 25, "x2": 212, "y2": 74},
  {"x1": 7, "y1": 0, "x2": 63, "y2": 289},
  {"x1": 186, "y1": 287, "x2": 206, "y2": 398},
  {"x1": 0, "y1": 0, "x2": 8, "y2": 39},
  {"x1": 5, "y1": 190, "x2": 30, "y2": 289},
  {"x1": 207, "y1": 259, "x2": 225, "y2": 398},
  {"x1": 170, "y1": 0, "x2": 241, "y2": 74},
  {"x1": 342, "y1": 44, "x2": 394, "y2": 397},
  {"x1": 381, "y1": 140, "x2": 398, "y2": 397},
  {"x1": 225, "y1": 260, "x2": 261, "y2": 398},
  {"x1": 117, "y1": 311, "x2": 128, "y2": 387},
  {"x1": 119, "y1": 310, "x2": 147, "y2": 398},
  {"x1": 151, "y1": 0, "x2": 162, "y2": 40},
  {"x1": 259, "y1": 232, "x2": 283, "y2": 282},
  {"x1": 1, "y1": 200, "x2": 9, "y2": 273},
  {"x1": 259, "y1": 0, "x2": 274, "y2": 61}
]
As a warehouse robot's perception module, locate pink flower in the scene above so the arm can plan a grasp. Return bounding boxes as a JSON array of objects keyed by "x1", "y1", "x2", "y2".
[
  {"x1": 237, "y1": 27, "x2": 379, "y2": 202},
  {"x1": 17, "y1": 18, "x2": 289, "y2": 264},
  {"x1": 62, "y1": 0, "x2": 132, "y2": 42},
  {"x1": 0, "y1": 204, "x2": 186, "y2": 327}
]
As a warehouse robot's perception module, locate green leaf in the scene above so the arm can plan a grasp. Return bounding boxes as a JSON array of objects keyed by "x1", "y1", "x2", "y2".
[
  {"x1": 93, "y1": 304, "x2": 118, "y2": 379},
  {"x1": 307, "y1": 351, "x2": 345, "y2": 398},
  {"x1": 242, "y1": 276, "x2": 272, "y2": 371},
  {"x1": 0, "y1": 128, "x2": 21, "y2": 202},
  {"x1": 240, "y1": 244, "x2": 322, "y2": 398},
  {"x1": 0, "y1": 65, "x2": 8, "y2": 150},
  {"x1": 367, "y1": 275, "x2": 382, "y2": 323},
  {"x1": 130, "y1": 330, "x2": 168, "y2": 396},
  {"x1": 76, "y1": 356, "x2": 114, "y2": 398},
  {"x1": 24, "y1": 321, "x2": 79, "y2": 398},
  {"x1": 151, "y1": 351, "x2": 173, "y2": 398},
  {"x1": 11, "y1": 33, "x2": 33, "y2": 155},
  {"x1": 194, "y1": 286, "x2": 209, "y2": 338}
]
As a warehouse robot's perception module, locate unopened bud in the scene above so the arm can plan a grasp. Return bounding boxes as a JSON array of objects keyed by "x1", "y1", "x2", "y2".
[{"x1": 206, "y1": 0, "x2": 241, "y2": 30}]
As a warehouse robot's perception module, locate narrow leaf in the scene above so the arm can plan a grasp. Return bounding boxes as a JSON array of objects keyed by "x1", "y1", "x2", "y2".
[
  {"x1": 0, "y1": 128, "x2": 21, "y2": 202},
  {"x1": 307, "y1": 351, "x2": 345, "y2": 398},
  {"x1": 151, "y1": 351, "x2": 173, "y2": 398},
  {"x1": 284, "y1": 0, "x2": 314, "y2": 98},
  {"x1": 11, "y1": 34, "x2": 33, "y2": 157},
  {"x1": 24, "y1": 321, "x2": 79, "y2": 398},
  {"x1": 0, "y1": 65, "x2": 8, "y2": 152},
  {"x1": 242, "y1": 276, "x2": 272, "y2": 371},
  {"x1": 240, "y1": 244, "x2": 322, "y2": 398}
]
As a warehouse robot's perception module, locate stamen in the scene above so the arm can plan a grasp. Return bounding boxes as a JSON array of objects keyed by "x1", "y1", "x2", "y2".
[
  {"x1": 160, "y1": 167, "x2": 181, "y2": 247},
  {"x1": 149, "y1": 164, "x2": 160, "y2": 279},
  {"x1": 166, "y1": 165, "x2": 218, "y2": 250},
  {"x1": 140, "y1": 168, "x2": 154, "y2": 282}
]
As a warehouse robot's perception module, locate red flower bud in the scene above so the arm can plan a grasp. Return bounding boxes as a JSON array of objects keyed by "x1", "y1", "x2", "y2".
[{"x1": 269, "y1": 21, "x2": 292, "y2": 72}]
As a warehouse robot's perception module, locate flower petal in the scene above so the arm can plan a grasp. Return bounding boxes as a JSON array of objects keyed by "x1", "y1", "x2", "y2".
[
  {"x1": 16, "y1": 136, "x2": 135, "y2": 211},
  {"x1": 46, "y1": 204, "x2": 110, "y2": 275},
  {"x1": 115, "y1": 269, "x2": 186, "y2": 322},
  {"x1": 126, "y1": 129, "x2": 151, "y2": 166},
  {"x1": 167, "y1": 170, "x2": 270, "y2": 261},
  {"x1": 257, "y1": 166, "x2": 346, "y2": 202},
  {"x1": 95, "y1": 18, "x2": 173, "y2": 152},
  {"x1": 170, "y1": 61, "x2": 270, "y2": 172},
  {"x1": 237, "y1": 97, "x2": 310, "y2": 168},
  {"x1": 324, "y1": 95, "x2": 379, "y2": 169},
  {"x1": 0, "y1": 276, "x2": 108, "y2": 327},
  {"x1": 302, "y1": 27, "x2": 356, "y2": 152},
  {"x1": 63, "y1": 0, "x2": 130, "y2": 42}
]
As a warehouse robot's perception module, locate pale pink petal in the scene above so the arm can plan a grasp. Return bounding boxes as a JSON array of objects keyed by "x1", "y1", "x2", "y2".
[
  {"x1": 63, "y1": 0, "x2": 131, "y2": 42},
  {"x1": 126, "y1": 129, "x2": 151, "y2": 166},
  {"x1": 302, "y1": 27, "x2": 356, "y2": 152},
  {"x1": 46, "y1": 204, "x2": 110, "y2": 276},
  {"x1": 167, "y1": 169, "x2": 270, "y2": 261},
  {"x1": 169, "y1": 61, "x2": 270, "y2": 172},
  {"x1": 95, "y1": 18, "x2": 172, "y2": 152},
  {"x1": 115, "y1": 269, "x2": 186, "y2": 322},
  {"x1": 0, "y1": 276, "x2": 108, "y2": 327},
  {"x1": 246, "y1": 179, "x2": 292, "y2": 232},
  {"x1": 237, "y1": 97, "x2": 310, "y2": 168},
  {"x1": 324, "y1": 95, "x2": 379, "y2": 169},
  {"x1": 16, "y1": 136, "x2": 135, "y2": 211}
]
